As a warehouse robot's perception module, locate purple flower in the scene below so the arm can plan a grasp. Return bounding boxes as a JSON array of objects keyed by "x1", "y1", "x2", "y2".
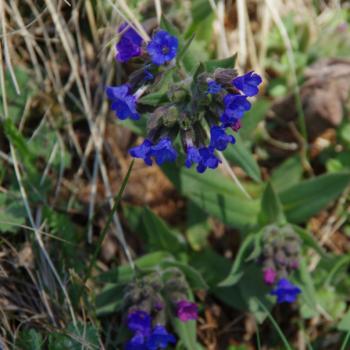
[
  {"x1": 127, "y1": 310, "x2": 152, "y2": 336},
  {"x1": 147, "y1": 325, "x2": 176, "y2": 350},
  {"x1": 129, "y1": 139, "x2": 153, "y2": 165},
  {"x1": 125, "y1": 333, "x2": 147, "y2": 350},
  {"x1": 230, "y1": 120, "x2": 242, "y2": 132},
  {"x1": 220, "y1": 94, "x2": 251, "y2": 125},
  {"x1": 147, "y1": 30, "x2": 178, "y2": 65},
  {"x1": 263, "y1": 268, "x2": 277, "y2": 285},
  {"x1": 185, "y1": 147, "x2": 201, "y2": 168},
  {"x1": 150, "y1": 137, "x2": 178, "y2": 165},
  {"x1": 289, "y1": 260, "x2": 299, "y2": 270},
  {"x1": 270, "y1": 278, "x2": 301, "y2": 304},
  {"x1": 106, "y1": 85, "x2": 140, "y2": 121},
  {"x1": 232, "y1": 71, "x2": 262, "y2": 97},
  {"x1": 116, "y1": 23, "x2": 143, "y2": 62},
  {"x1": 209, "y1": 125, "x2": 235, "y2": 151},
  {"x1": 207, "y1": 81, "x2": 222, "y2": 94},
  {"x1": 196, "y1": 147, "x2": 221, "y2": 173},
  {"x1": 176, "y1": 300, "x2": 198, "y2": 322}
]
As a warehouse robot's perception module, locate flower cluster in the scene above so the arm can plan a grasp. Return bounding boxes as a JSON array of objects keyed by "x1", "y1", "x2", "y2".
[
  {"x1": 126, "y1": 311, "x2": 175, "y2": 350},
  {"x1": 260, "y1": 225, "x2": 302, "y2": 303},
  {"x1": 122, "y1": 270, "x2": 198, "y2": 349},
  {"x1": 106, "y1": 22, "x2": 262, "y2": 173}
]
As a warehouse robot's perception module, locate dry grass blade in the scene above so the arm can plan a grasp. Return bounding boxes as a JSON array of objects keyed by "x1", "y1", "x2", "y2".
[
  {"x1": 0, "y1": 1, "x2": 20, "y2": 94},
  {"x1": 236, "y1": 0, "x2": 248, "y2": 68},
  {"x1": 44, "y1": 0, "x2": 134, "y2": 268},
  {"x1": 8, "y1": 146, "x2": 78, "y2": 328}
]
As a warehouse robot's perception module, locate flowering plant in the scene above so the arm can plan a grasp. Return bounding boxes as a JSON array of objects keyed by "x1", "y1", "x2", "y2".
[
  {"x1": 107, "y1": 21, "x2": 262, "y2": 173},
  {"x1": 121, "y1": 269, "x2": 198, "y2": 350}
]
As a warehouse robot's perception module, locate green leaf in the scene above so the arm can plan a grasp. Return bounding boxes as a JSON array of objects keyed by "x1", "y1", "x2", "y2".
[
  {"x1": 138, "y1": 92, "x2": 169, "y2": 106},
  {"x1": 177, "y1": 33, "x2": 196, "y2": 64},
  {"x1": 190, "y1": 248, "x2": 232, "y2": 286},
  {"x1": 96, "y1": 251, "x2": 173, "y2": 283},
  {"x1": 259, "y1": 182, "x2": 286, "y2": 226},
  {"x1": 17, "y1": 329, "x2": 43, "y2": 350},
  {"x1": 338, "y1": 309, "x2": 350, "y2": 331},
  {"x1": 239, "y1": 99, "x2": 270, "y2": 141},
  {"x1": 271, "y1": 155, "x2": 303, "y2": 192},
  {"x1": 182, "y1": 39, "x2": 209, "y2": 74},
  {"x1": 0, "y1": 193, "x2": 26, "y2": 233},
  {"x1": 3, "y1": 118, "x2": 38, "y2": 179},
  {"x1": 121, "y1": 117, "x2": 147, "y2": 136},
  {"x1": 163, "y1": 165, "x2": 260, "y2": 231},
  {"x1": 160, "y1": 15, "x2": 181, "y2": 37},
  {"x1": 224, "y1": 133, "x2": 261, "y2": 182},
  {"x1": 96, "y1": 283, "x2": 124, "y2": 316},
  {"x1": 0, "y1": 67, "x2": 33, "y2": 122},
  {"x1": 191, "y1": 0, "x2": 212, "y2": 22},
  {"x1": 142, "y1": 207, "x2": 187, "y2": 255},
  {"x1": 292, "y1": 225, "x2": 328, "y2": 258},
  {"x1": 161, "y1": 260, "x2": 208, "y2": 290},
  {"x1": 221, "y1": 265, "x2": 274, "y2": 323},
  {"x1": 220, "y1": 231, "x2": 262, "y2": 287},
  {"x1": 192, "y1": 62, "x2": 205, "y2": 81},
  {"x1": 186, "y1": 201, "x2": 210, "y2": 251},
  {"x1": 48, "y1": 323, "x2": 99, "y2": 350},
  {"x1": 43, "y1": 207, "x2": 81, "y2": 268},
  {"x1": 280, "y1": 172, "x2": 350, "y2": 223},
  {"x1": 296, "y1": 257, "x2": 318, "y2": 318},
  {"x1": 172, "y1": 318, "x2": 202, "y2": 350},
  {"x1": 317, "y1": 287, "x2": 346, "y2": 320},
  {"x1": 203, "y1": 54, "x2": 237, "y2": 72}
]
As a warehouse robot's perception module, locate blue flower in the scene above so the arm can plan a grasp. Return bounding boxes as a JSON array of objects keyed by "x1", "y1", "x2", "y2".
[
  {"x1": 125, "y1": 332, "x2": 147, "y2": 350},
  {"x1": 147, "y1": 30, "x2": 178, "y2": 65},
  {"x1": 196, "y1": 147, "x2": 221, "y2": 173},
  {"x1": 150, "y1": 137, "x2": 178, "y2": 165},
  {"x1": 270, "y1": 278, "x2": 301, "y2": 304},
  {"x1": 209, "y1": 125, "x2": 235, "y2": 151},
  {"x1": 116, "y1": 23, "x2": 143, "y2": 62},
  {"x1": 127, "y1": 310, "x2": 152, "y2": 335},
  {"x1": 207, "y1": 81, "x2": 222, "y2": 94},
  {"x1": 147, "y1": 325, "x2": 176, "y2": 350},
  {"x1": 106, "y1": 85, "x2": 140, "y2": 121},
  {"x1": 185, "y1": 147, "x2": 201, "y2": 168},
  {"x1": 223, "y1": 94, "x2": 251, "y2": 118},
  {"x1": 232, "y1": 71, "x2": 262, "y2": 97},
  {"x1": 220, "y1": 94, "x2": 251, "y2": 125},
  {"x1": 129, "y1": 139, "x2": 153, "y2": 165},
  {"x1": 144, "y1": 69, "x2": 154, "y2": 81}
]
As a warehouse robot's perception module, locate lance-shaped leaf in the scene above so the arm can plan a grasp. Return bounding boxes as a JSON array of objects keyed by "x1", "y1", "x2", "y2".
[{"x1": 259, "y1": 182, "x2": 286, "y2": 226}]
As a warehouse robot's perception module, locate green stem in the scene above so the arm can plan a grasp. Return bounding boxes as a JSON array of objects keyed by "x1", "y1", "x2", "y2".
[
  {"x1": 257, "y1": 299, "x2": 294, "y2": 350},
  {"x1": 83, "y1": 160, "x2": 135, "y2": 285},
  {"x1": 340, "y1": 331, "x2": 350, "y2": 350}
]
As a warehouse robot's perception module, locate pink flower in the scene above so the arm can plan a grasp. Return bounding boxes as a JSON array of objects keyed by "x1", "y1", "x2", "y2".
[
  {"x1": 231, "y1": 120, "x2": 241, "y2": 132},
  {"x1": 263, "y1": 268, "x2": 277, "y2": 285},
  {"x1": 176, "y1": 300, "x2": 198, "y2": 322}
]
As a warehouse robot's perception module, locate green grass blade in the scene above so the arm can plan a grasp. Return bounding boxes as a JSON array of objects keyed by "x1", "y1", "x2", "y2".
[
  {"x1": 84, "y1": 160, "x2": 135, "y2": 284},
  {"x1": 256, "y1": 299, "x2": 293, "y2": 350},
  {"x1": 340, "y1": 332, "x2": 350, "y2": 350}
]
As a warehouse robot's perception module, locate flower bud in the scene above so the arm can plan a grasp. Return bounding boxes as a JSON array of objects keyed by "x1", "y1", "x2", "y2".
[
  {"x1": 275, "y1": 249, "x2": 287, "y2": 266},
  {"x1": 162, "y1": 105, "x2": 179, "y2": 127},
  {"x1": 213, "y1": 68, "x2": 238, "y2": 86}
]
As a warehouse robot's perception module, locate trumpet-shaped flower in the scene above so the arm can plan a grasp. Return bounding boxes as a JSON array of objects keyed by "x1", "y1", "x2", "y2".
[
  {"x1": 116, "y1": 23, "x2": 143, "y2": 62},
  {"x1": 147, "y1": 30, "x2": 178, "y2": 65}
]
